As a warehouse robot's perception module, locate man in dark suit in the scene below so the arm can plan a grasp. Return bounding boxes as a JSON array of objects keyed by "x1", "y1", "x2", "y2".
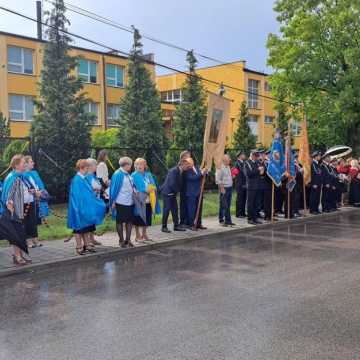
[
  {"x1": 234, "y1": 151, "x2": 247, "y2": 218},
  {"x1": 309, "y1": 151, "x2": 323, "y2": 214},
  {"x1": 184, "y1": 158, "x2": 207, "y2": 230},
  {"x1": 321, "y1": 154, "x2": 336, "y2": 212},
  {"x1": 244, "y1": 150, "x2": 263, "y2": 225},
  {"x1": 179, "y1": 150, "x2": 191, "y2": 227},
  {"x1": 161, "y1": 158, "x2": 191, "y2": 233}
]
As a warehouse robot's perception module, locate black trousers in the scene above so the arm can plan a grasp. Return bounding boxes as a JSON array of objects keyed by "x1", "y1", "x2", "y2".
[
  {"x1": 256, "y1": 189, "x2": 264, "y2": 215},
  {"x1": 309, "y1": 186, "x2": 321, "y2": 213},
  {"x1": 236, "y1": 186, "x2": 247, "y2": 217},
  {"x1": 162, "y1": 195, "x2": 179, "y2": 228},
  {"x1": 179, "y1": 191, "x2": 188, "y2": 225},
  {"x1": 263, "y1": 189, "x2": 272, "y2": 220},
  {"x1": 322, "y1": 186, "x2": 332, "y2": 212},
  {"x1": 247, "y1": 190, "x2": 257, "y2": 222},
  {"x1": 275, "y1": 186, "x2": 284, "y2": 213}
]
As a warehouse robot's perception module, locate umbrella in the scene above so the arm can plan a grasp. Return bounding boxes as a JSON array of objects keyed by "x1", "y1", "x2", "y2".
[
  {"x1": 0, "y1": 211, "x2": 28, "y2": 253},
  {"x1": 133, "y1": 191, "x2": 147, "y2": 224},
  {"x1": 322, "y1": 145, "x2": 352, "y2": 160}
]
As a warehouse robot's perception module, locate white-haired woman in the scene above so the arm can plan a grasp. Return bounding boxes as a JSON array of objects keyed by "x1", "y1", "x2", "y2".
[
  {"x1": 132, "y1": 158, "x2": 161, "y2": 243},
  {"x1": 109, "y1": 157, "x2": 135, "y2": 248},
  {"x1": 349, "y1": 159, "x2": 360, "y2": 206}
]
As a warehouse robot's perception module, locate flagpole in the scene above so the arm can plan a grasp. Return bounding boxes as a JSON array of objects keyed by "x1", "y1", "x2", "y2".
[
  {"x1": 193, "y1": 173, "x2": 206, "y2": 230},
  {"x1": 271, "y1": 182, "x2": 275, "y2": 222},
  {"x1": 303, "y1": 180, "x2": 307, "y2": 216}
]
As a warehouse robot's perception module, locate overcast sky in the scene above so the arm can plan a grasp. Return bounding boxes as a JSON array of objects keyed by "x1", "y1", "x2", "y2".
[{"x1": 0, "y1": 0, "x2": 279, "y2": 75}]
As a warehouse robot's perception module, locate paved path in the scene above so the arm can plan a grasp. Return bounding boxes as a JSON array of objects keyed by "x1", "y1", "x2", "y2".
[
  {"x1": 1, "y1": 208, "x2": 360, "y2": 360},
  {"x1": 0, "y1": 209, "x2": 354, "y2": 277}
]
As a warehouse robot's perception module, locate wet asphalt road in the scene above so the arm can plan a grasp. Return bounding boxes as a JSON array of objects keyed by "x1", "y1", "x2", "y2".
[{"x1": 1, "y1": 210, "x2": 360, "y2": 360}]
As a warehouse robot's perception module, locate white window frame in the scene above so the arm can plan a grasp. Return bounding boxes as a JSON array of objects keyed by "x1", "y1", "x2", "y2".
[
  {"x1": 292, "y1": 121, "x2": 302, "y2": 136},
  {"x1": 78, "y1": 59, "x2": 97, "y2": 84},
  {"x1": 9, "y1": 94, "x2": 34, "y2": 122},
  {"x1": 106, "y1": 64, "x2": 124, "y2": 88},
  {"x1": 264, "y1": 115, "x2": 274, "y2": 124},
  {"x1": 7, "y1": 46, "x2": 33, "y2": 75},
  {"x1": 248, "y1": 79, "x2": 259, "y2": 109},
  {"x1": 84, "y1": 101, "x2": 99, "y2": 125},
  {"x1": 161, "y1": 90, "x2": 182, "y2": 103},
  {"x1": 107, "y1": 104, "x2": 121, "y2": 126},
  {"x1": 248, "y1": 115, "x2": 259, "y2": 139}
]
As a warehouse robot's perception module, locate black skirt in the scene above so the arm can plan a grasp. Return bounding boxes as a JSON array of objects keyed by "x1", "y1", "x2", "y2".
[
  {"x1": 133, "y1": 203, "x2": 152, "y2": 227},
  {"x1": 116, "y1": 204, "x2": 134, "y2": 224},
  {"x1": 24, "y1": 202, "x2": 38, "y2": 239},
  {"x1": 73, "y1": 225, "x2": 96, "y2": 234}
]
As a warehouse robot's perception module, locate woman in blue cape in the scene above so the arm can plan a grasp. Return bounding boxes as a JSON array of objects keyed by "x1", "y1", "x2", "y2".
[
  {"x1": 109, "y1": 157, "x2": 135, "y2": 248},
  {"x1": 131, "y1": 158, "x2": 160, "y2": 243},
  {"x1": 24, "y1": 155, "x2": 49, "y2": 221},
  {"x1": 85, "y1": 158, "x2": 104, "y2": 247},
  {"x1": 1, "y1": 155, "x2": 32, "y2": 266},
  {"x1": 68, "y1": 159, "x2": 106, "y2": 255}
]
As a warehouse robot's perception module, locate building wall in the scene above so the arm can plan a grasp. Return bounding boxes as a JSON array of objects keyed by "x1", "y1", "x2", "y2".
[
  {"x1": 157, "y1": 61, "x2": 302, "y2": 149},
  {"x1": 0, "y1": 32, "x2": 155, "y2": 138}
]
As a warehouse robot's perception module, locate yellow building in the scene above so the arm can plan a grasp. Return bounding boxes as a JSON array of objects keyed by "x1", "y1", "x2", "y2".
[
  {"x1": 0, "y1": 31, "x2": 155, "y2": 138},
  {"x1": 157, "y1": 60, "x2": 302, "y2": 149}
]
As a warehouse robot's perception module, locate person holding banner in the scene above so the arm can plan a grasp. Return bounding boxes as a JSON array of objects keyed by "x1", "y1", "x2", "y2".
[
  {"x1": 179, "y1": 150, "x2": 191, "y2": 228},
  {"x1": 245, "y1": 150, "x2": 263, "y2": 225},
  {"x1": 309, "y1": 151, "x2": 323, "y2": 214},
  {"x1": 216, "y1": 154, "x2": 235, "y2": 226}
]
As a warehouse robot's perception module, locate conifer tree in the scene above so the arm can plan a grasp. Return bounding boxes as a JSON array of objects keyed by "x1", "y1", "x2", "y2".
[
  {"x1": 118, "y1": 28, "x2": 167, "y2": 173},
  {"x1": 172, "y1": 50, "x2": 207, "y2": 163},
  {"x1": 31, "y1": 0, "x2": 92, "y2": 199},
  {"x1": 232, "y1": 101, "x2": 257, "y2": 155}
]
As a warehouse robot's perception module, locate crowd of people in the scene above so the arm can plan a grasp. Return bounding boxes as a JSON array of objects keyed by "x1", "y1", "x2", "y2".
[{"x1": 1, "y1": 148, "x2": 360, "y2": 266}]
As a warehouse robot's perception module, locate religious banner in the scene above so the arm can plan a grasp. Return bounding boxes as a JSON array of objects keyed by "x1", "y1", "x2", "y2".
[
  {"x1": 298, "y1": 116, "x2": 311, "y2": 185},
  {"x1": 201, "y1": 92, "x2": 231, "y2": 171}
]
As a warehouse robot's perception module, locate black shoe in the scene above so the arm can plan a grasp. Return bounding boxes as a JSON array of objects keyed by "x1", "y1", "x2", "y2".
[
  {"x1": 254, "y1": 220, "x2": 263, "y2": 225},
  {"x1": 121, "y1": 242, "x2": 128, "y2": 248},
  {"x1": 225, "y1": 222, "x2": 236, "y2": 226},
  {"x1": 219, "y1": 220, "x2": 224, "y2": 224},
  {"x1": 197, "y1": 225, "x2": 207, "y2": 230},
  {"x1": 161, "y1": 227, "x2": 171, "y2": 233},
  {"x1": 248, "y1": 220, "x2": 257, "y2": 225},
  {"x1": 174, "y1": 226, "x2": 186, "y2": 231},
  {"x1": 236, "y1": 215, "x2": 246, "y2": 218}
]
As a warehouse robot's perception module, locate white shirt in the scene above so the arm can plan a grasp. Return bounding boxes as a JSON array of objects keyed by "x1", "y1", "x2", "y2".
[
  {"x1": 96, "y1": 162, "x2": 109, "y2": 183},
  {"x1": 23, "y1": 176, "x2": 37, "y2": 204},
  {"x1": 115, "y1": 170, "x2": 134, "y2": 206}
]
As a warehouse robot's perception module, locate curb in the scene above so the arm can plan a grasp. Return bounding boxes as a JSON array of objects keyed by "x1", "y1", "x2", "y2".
[{"x1": 0, "y1": 208, "x2": 357, "y2": 279}]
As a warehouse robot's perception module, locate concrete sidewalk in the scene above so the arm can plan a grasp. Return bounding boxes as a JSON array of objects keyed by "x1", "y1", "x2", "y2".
[{"x1": 0, "y1": 208, "x2": 355, "y2": 278}]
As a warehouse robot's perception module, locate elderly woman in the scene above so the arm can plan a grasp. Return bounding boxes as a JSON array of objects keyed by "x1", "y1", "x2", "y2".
[
  {"x1": 1, "y1": 155, "x2": 31, "y2": 265},
  {"x1": 131, "y1": 158, "x2": 160, "y2": 243},
  {"x1": 349, "y1": 159, "x2": 360, "y2": 206},
  {"x1": 110, "y1": 157, "x2": 135, "y2": 248},
  {"x1": 86, "y1": 158, "x2": 104, "y2": 246},
  {"x1": 68, "y1": 159, "x2": 106, "y2": 255}
]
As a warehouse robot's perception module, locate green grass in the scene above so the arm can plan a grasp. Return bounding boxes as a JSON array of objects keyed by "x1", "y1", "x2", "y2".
[{"x1": 37, "y1": 191, "x2": 233, "y2": 241}]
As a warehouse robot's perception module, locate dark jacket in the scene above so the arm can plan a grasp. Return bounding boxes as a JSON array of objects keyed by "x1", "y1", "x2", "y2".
[
  {"x1": 321, "y1": 163, "x2": 334, "y2": 187},
  {"x1": 310, "y1": 160, "x2": 322, "y2": 187},
  {"x1": 161, "y1": 166, "x2": 182, "y2": 196},
  {"x1": 244, "y1": 159, "x2": 260, "y2": 191},
  {"x1": 234, "y1": 159, "x2": 247, "y2": 189},
  {"x1": 185, "y1": 167, "x2": 202, "y2": 197}
]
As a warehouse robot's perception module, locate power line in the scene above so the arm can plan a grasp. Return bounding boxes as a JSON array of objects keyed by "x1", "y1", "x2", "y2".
[
  {"x1": 44, "y1": 0, "x2": 247, "y2": 71},
  {"x1": 0, "y1": 5, "x2": 298, "y2": 106}
]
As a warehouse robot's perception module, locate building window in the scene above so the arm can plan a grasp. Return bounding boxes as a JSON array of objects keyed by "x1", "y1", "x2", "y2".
[
  {"x1": 7, "y1": 46, "x2": 33, "y2": 75},
  {"x1": 292, "y1": 121, "x2": 302, "y2": 136},
  {"x1": 264, "y1": 116, "x2": 274, "y2": 124},
  {"x1": 106, "y1": 64, "x2": 124, "y2": 88},
  {"x1": 83, "y1": 101, "x2": 99, "y2": 124},
  {"x1": 78, "y1": 59, "x2": 97, "y2": 83},
  {"x1": 9, "y1": 94, "x2": 34, "y2": 121},
  {"x1": 248, "y1": 79, "x2": 259, "y2": 109},
  {"x1": 248, "y1": 115, "x2": 258, "y2": 139},
  {"x1": 107, "y1": 104, "x2": 121, "y2": 126},
  {"x1": 264, "y1": 81, "x2": 272, "y2": 92},
  {"x1": 160, "y1": 89, "x2": 182, "y2": 103}
]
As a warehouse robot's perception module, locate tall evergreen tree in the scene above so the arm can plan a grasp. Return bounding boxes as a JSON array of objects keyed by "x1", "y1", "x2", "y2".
[
  {"x1": 172, "y1": 50, "x2": 207, "y2": 163},
  {"x1": 232, "y1": 101, "x2": 257, "y2": 155},
  {"x1": 0, "y1": 112, "x2": 10, "y2": 155},
  {"x1": 31, "y1": 0, "x2": 91, "y2": 199},
  {"x1": 118, "y1": 28, "x2": 167, "y2": 173}
]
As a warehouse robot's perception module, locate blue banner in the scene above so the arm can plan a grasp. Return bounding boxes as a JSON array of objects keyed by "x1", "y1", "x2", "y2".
[{"x1": 267, "y1": 133, "x2": 286, "y2": 187}]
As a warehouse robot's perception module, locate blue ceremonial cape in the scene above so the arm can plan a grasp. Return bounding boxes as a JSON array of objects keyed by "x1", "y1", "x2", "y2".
[
  {"x1": 267, "y1": 137, "x2": 286, "y2": 187},
  {"x1": 109, "y1": 169, "x2": 126, "y2": 219},
  {"x1": 131, "y1": 171, "x2": 161, "y2": 215},
  {"x1": 67, "y1": 173, "x2": 106, "y2": 231},
  {"x1": 0, "y1": 171, "x2": 22, "y2": 214},
  {"x1": 24, "y1": 170, "x2": 49, "y2": 218}
]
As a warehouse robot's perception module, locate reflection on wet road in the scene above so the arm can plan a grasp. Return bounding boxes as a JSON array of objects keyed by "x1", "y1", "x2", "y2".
[{"x1": 1, "y1": 210, "x2": 360, "y2": 360}]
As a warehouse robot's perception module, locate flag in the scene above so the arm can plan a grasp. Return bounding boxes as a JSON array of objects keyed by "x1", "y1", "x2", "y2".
[
  {"x1": 285, "y1": 120, "x2": 296, "y2": 192},
  {"x1": 267, "y1": 129, "x2": 286, "y2": 187},
  {"x1": 201, "y1": 92, "x2": 231, "y2": 171},
  {"x1": 298, "y1": 116, "x2": 311, "y2": 185}
]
